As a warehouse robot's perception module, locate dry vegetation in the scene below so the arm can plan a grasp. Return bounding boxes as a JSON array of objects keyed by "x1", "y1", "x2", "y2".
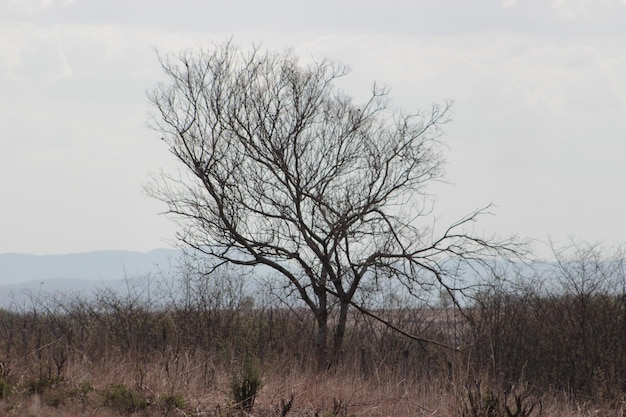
[{"x1": 1, "y1": 243, "x2": 626, "y2": 416}]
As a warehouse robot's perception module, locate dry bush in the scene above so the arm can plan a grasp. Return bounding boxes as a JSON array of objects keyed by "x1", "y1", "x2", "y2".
[{"x1": 466, "y1": 242, "x2": 626, "y2": 402}]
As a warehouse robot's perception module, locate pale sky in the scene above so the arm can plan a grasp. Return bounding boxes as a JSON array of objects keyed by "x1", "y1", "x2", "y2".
[{"x1": 1, "y1": 0, "x2": 625, "y2": 257}]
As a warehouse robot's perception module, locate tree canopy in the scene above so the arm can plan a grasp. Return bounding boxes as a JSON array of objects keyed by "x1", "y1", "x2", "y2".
[{"x1": 148, "y1": 41, "x2": 518, "y2": 369}]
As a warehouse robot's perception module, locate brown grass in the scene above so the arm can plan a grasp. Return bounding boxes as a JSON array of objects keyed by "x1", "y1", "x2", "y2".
[{"x1": 1, "y1": 349, "x2": 625, "y2": 417}]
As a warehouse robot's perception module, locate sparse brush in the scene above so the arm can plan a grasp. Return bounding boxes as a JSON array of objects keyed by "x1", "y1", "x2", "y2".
[
  {"x1": 458, "y1": 379, "x2": 542, "y2": 417},
  {"x1": 1, "y1": 269, "x2": 626, "y2": 417}
]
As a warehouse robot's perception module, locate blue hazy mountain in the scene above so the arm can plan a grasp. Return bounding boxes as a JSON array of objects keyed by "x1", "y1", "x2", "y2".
[
  {"x1": 0, "y1": 249, "x2": 182, "y2": 309},
  {"x1": 0, "y1": 249, "x2": 552, "y2": 311},
  {"x1": 0, "y1": 249, "x2": 181, "y2": 285}
]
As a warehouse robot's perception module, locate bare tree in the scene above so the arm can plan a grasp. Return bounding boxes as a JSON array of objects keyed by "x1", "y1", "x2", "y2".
[{"x1": 148, "y1": 41, "x2": 517, "y2": 370}]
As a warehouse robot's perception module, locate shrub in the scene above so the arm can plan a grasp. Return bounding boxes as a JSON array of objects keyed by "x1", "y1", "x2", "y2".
[
  {"x1": 102, "y1": 383, "x2": 148, "y2": 413},
  {"x1": 458, "y1": 380, "x2": 541, "y2": 417},
  {"x1": 43, "y1": 390, "x2": 65, "y2": 408},
  {"x1": 24, "y1": 374, "x2": 59, "y2": 395},
  {"x1": 0, "y1": 376, "x2": 12, "y2": 400},
  {"x1": 68, "y1": 381, "x2": 94, "y2": 405},
  {"x1": 161, "y1": 393, "x2": 185, "y2": 414},
  {"x1": 230, "y1": 357, "x2": 262, "y2": 412}
]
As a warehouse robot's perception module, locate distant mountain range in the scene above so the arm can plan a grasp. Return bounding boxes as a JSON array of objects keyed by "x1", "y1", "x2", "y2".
[
  {"x1": 0, "y1": 249, "x2": 556, "y2": 311},
  {"x1": 0, "y1": 249, "x2": 182, "y2": 309}
]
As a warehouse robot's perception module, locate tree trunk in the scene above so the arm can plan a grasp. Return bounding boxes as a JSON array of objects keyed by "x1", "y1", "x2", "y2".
[
  {"x1": 331, "y1": 301, "x2": 350, "y2": 366},
  {"x1": 315, "y1": 311, "x2": 329, "y2": 371}
]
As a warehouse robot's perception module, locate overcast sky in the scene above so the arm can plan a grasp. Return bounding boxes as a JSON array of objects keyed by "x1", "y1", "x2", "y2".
[{"x1": 1, "y1": 0, "x2": 625, "y2": 257}]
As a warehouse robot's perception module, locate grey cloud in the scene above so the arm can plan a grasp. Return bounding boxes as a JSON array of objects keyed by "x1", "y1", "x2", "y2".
[{"x1": 5, "y1": 0, "x2": 625, "y2": 38}]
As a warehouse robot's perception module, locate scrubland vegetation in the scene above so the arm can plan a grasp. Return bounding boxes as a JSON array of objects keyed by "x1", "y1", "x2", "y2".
[{"x1": 1, "y1": 242, "x2": 626, "y2": 416}]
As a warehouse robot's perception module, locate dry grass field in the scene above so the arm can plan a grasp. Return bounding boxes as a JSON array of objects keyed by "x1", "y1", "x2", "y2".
[
  {"x1": 1, "y1": 298, "x2": 626, "y2": 417},
  {"x1": 1, "y1": 351, "x2": 625, "y2": 417}
]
